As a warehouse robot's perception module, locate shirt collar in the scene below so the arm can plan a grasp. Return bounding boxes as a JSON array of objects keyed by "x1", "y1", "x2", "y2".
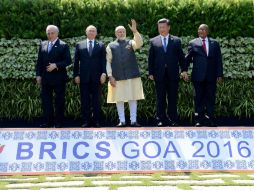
[
  {"x1": 49, "y1": 38, "x2": 58, "y2": 45},
  {"x1": 160, "y1": 34, "x2": 169, "y2": 40},
  {"x1": 199, "y1": 37, "x2": 208, "y2": 42},
  {"x1": 87, "y1": 38, "x2": 95, "y2": 43}
]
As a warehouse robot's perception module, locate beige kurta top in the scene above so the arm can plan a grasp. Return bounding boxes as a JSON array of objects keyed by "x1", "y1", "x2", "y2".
[{"x1": 106, "y1": 32, "x2": 145, "y2": 103}]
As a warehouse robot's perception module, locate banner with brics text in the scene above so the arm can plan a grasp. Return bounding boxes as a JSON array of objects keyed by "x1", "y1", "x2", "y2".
[{"x1": 1, "y1": 127, "x2": 254, "y2": 175}]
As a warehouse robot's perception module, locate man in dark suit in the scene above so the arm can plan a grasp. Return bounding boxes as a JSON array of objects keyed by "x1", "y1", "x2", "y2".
[
  {"x1": 36, "y1": 25, "x2": 71, "y2": 128},
  {"x1": 183, "y1": 24, "x2": 223, "y2": 127},
  {"x1": 74, "y1": 25, "x2": 106, "y2": 127},
  {"x1": 148, "y1": 18, "x2": 186, "y2": 127}
]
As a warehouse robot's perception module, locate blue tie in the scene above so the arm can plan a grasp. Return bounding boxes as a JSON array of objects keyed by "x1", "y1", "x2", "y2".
[
  {"x1": 89, "y1": 40, "x2": 93, "y2": 56},
  {"x1": 163, "y1": 37, "x2": 167, "y2": 52},
  {"x1": 48, "y1": 42, "x2": 53, "y2": 53}
]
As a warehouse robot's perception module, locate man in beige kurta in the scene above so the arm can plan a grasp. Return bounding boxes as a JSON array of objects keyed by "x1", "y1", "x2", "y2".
[{"x1": 106, "y1": 19, "x2": 144, "y2": 127}]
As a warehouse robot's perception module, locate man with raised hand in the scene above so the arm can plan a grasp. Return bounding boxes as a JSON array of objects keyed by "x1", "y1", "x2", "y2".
[{"x1": 106, "y1": 19, "x2": 144, "y2": 127}]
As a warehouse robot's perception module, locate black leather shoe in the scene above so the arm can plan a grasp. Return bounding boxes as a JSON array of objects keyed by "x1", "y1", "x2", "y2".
[
  {"x1": 208, "y1": 119, "x2": 217, "y2": 127},
  {"x1": 95, "y1": 123, "x2": 101, "y2": 128},
  {"x1": 81, "y1": 123, "x2": 89, "y2": 128},
  {"x1": 55, "y1": 124, "x2": 62, "y2": 128},
  {"x1": 130, "y1": 122, "x2": 141, "y2": 127},
  {"x1": 168, "y1": 119, "x2": 178, "y2": 126},
  {"x1": 40, "y1": 123, "x2": 53, "y2": 128},
  {"x1": 157, "y1": 121, "x2": 165, "y2": 127},
  {"x1": 195, "y1": 122, "x2": 202, "y2": 127},
  {"x1": 116, "y1": 122, "x2": 126, "y2": 127}
]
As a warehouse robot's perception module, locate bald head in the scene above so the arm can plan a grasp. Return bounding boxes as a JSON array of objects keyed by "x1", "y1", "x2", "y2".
[
  {"x1": 46, "y1": 25, "x2": 59, "y2": 42},
  {"x1": 198, "y1": 24, "x2": 209, "y2": 39},
  {"x1": 86, "y1": 25, "x2": 97, "y2": 40},
  {"x1": 115, "y1": 26, "x2": 126, "y2": 40}
]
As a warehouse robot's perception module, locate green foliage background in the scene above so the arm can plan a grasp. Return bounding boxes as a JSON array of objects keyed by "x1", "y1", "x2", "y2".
[
  {"x1": 0, "y1": 0, "x2": 253, "y2": 39},
  {"x1": 0, "y1": 36, "x2": 254, "y2": 120},
  {"x1": 0, "y1": 0, "x2": 254, "y2": 120}
]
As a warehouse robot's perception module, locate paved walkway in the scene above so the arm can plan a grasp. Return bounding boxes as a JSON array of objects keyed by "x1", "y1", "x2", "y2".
[{"x1": 1, "y1": 173, "x2": 254, "y2": 190}]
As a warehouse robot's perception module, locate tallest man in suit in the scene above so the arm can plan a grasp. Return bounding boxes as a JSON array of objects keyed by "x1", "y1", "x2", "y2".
[
  {"x1": 148, "y1": 18, "x2": 186, "y2": 127},
  {"x1": 36, "y1": 25, "x2": 71, "y2": 127},
  {"x1": 183, "y1": 24, "x2": 223, "y2": 126}
]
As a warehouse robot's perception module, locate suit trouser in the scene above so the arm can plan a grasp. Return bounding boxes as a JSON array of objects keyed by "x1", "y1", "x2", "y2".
[
  {"x1": 155, "y1": 71, "x2": 179, "y2": 122},
  {"x1": 192, "y1": 80, "x2": 216, "y2": 118},
  {"x1": 80, "y1": 82, "x2": 102, "y2": 124},
  {"x1": 41, "y1": 82, "x2": 66, "y2": 125}
]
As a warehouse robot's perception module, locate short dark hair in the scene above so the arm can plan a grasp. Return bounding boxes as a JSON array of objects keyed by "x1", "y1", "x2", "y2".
[{"x1": 157, "y1": 18, "x2": 170, "y2": 26}]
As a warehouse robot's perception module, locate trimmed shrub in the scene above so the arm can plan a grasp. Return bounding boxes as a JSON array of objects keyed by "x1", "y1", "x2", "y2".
[
  {"x1": 0, "y1": 0, "x2": 253, "y2": 39},
  {"x1": 1, "y1": 79, "x2": 254, "y2": 120},
  {"x1": 0, "y1": 36, "x2": 253, "y2": 79}
]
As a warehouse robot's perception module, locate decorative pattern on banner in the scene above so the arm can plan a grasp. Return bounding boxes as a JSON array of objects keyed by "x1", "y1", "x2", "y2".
[{"x1": 0, "y1": 128, "x2": 254, "y2": 174}]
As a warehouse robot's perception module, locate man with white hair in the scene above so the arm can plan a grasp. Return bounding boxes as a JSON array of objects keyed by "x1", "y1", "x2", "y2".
[
  {"x1": 36, "y1": 25, "x2": 71, "y2": 128},
  {"x1": 74, "y1": 25, "x2": 106, "y2": 128},
  {"x1": 106, "y1": 19, "x2": 144, "y2": 127}
]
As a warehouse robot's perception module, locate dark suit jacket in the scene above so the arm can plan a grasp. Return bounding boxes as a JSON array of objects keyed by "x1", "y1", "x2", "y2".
[
  {"x1": 73, "y1": 39, "x2": 106, "y2": 84},
  {"x1": 148, "y1": 35, "x2": 187, "y2": 81},
  {"x1": 185, "y1": 37, "x2": 223, "y2": 82},
  {"x1": 36, "y1": 39, "x2": 71, "y2": 85}
]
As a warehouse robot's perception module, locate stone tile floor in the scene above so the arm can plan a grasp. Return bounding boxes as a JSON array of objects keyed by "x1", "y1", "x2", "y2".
[{"x1": 1, "y1": 173, "x2": 254, "y2": 190}]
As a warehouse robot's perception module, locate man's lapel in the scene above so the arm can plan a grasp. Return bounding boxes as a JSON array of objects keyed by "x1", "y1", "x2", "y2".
[
  {"x1": 166, "y1": 35, "x2": 173, "y2": 53},
  {"x1": 208, "y1": 38, "x2": 213, "y2": 57},
  {"x1": 156, "y1": 36, "x2": 164, "y2": 53}
]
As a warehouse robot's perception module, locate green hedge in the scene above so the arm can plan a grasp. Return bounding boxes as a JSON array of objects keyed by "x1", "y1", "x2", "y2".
[
  {"x1": 0, "y1": 0, "x2": 253, "y2": 39},
  {"x1": 0, "y1": 35, "x2": 253, "y2": 119},
  {"x1": 0, "y1": 36, "x2": 253, "y2": 79},
  {"x1": 1, "y1": 79, "x2": 254, "y2": 120}
]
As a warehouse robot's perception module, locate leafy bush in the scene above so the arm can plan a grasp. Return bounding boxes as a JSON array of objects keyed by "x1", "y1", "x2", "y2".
[
  {"x1": 1, "y1": 79, "x2": 254, "y2": 120},
  {"x1": 0, "y1": 0, "x2": 253, "y2": 39},
  {"x1": 0, "y1": 36, "x2": 253, "y2": 79}
]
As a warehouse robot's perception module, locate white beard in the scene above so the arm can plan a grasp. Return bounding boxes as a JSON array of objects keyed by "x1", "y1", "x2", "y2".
[{"x1": 117, "y1": 36, "x2": 126, "y2": 40}]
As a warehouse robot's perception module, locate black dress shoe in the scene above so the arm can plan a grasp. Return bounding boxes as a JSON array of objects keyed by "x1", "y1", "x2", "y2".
[
  {"x1": 39, "y1": 123, "x2": 53, "y2": 128},
  {"x1": 208, "y1": 119, "x2": 217, "y2": 127},
  {"x1": 94, "y1": 123, "x2": 101, "y2": 128},
  {"x1": 168, "y1": 119, "x2": 178, "y2": 126},
  {"x1": 81, "y1": 123, "x2": 89, "y2": 128},
  {"x1": 171, "y1": 122, "x2": 178, "y2": 126},
  {"x1": 157, "y1": 121, "x2": 164, "y2": 127},
  {"x1": 130, "y1": 122, "x2": 141, "y2": 127},
  {"x1": 195, "y1": 122, "x2": 202, "y2": 127},
  {"x1": 54, "y1": 124, "x2": 62, "y2": 128},
  {"x1": 116, "y1": 122, "x2": 126, "y2": 127}
]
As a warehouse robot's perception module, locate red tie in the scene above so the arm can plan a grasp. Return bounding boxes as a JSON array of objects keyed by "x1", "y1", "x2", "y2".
[{"x1": 202, "y1": 39, "x2": 207, "y2": 54}]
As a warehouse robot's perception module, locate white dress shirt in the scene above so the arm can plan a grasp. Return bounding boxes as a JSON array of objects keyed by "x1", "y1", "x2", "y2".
[{"x1": 86, "y1": 39, "x2": 95, "y2": 49}]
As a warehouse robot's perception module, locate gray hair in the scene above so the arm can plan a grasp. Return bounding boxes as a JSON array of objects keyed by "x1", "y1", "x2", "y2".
[
  {"x1": 46, "y1": 25, "x2": 59, "y2": 34},
  {"x1": 115, "y1": 26, "x2": 126, "y2": 32},
  {"x1": 86, "y1": 25, "x2": 97, "y2": 32}
]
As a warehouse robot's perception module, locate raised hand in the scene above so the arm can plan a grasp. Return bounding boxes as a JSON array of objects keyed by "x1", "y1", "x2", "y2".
[{"x1": 128, "y1": 19, "x2": 138, "y2": 33}]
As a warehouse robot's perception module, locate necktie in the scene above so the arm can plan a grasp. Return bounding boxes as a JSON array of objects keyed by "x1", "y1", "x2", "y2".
[
  {"x1": 202, "y1": 39, "x2": 207, "y2": 55},
  {"x1": 48, "y1": 42, "x2": 53, "y2": 53},
  {"x1": 163, "y1": 37, "x2": 167, "y2": 52},
  {"x1": 89, "y1": 40, "x2": 93, "y2": 56}
]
